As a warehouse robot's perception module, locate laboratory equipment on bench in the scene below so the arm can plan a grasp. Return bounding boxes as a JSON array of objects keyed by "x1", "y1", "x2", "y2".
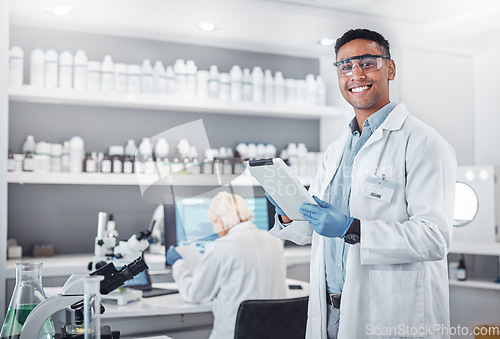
[
  {"x1": 89, "y1": 210, "x2": 163, "y2": 271},
  {"x1": 18, "y1": 256, "x2": 148, "y2": 339}
]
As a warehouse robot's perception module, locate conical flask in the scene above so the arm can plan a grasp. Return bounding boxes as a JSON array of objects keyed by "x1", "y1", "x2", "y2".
[{"x1": 0, "y1": 262, "x2": 55, "y2": 339}]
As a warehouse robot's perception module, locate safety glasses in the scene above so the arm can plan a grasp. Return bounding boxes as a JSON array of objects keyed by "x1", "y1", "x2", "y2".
[{"x1": 333, "y1": 54, "x2": 390, "y2": 77}]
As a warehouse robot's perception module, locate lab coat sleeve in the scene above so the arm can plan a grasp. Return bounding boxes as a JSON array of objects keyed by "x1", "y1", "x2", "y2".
[
  {"x1": 359, "y1": 130, "x2": 457, "y2": 265},
  {"x1": 171, "y1": 247, "x2": 224, "y2": 304}
]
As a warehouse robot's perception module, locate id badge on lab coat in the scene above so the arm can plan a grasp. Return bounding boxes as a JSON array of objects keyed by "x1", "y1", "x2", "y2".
[{"x1": 362, "y1": 175, "x2": 397, "y2": 203}]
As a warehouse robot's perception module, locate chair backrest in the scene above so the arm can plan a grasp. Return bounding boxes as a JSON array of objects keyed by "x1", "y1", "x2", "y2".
[{"x1": 234, "y1": 296, "x2": 309, "y2": 339}]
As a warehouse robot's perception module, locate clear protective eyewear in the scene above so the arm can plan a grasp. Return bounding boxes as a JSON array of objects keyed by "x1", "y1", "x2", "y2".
[{"x1": 334, "y1": 54, "x2": 390, "y2": 77}]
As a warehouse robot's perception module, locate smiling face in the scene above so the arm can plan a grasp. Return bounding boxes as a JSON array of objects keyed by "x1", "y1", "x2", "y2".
[{"x1": 336, "y1": 39, "x2": 395, "y2": 117}]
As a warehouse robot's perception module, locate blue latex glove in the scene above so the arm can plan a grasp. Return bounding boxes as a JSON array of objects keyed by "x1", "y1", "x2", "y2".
[
  {"x1": 166, "y1": 245, "x2": 182, "y2": 266},
  {"x1": 265, "y1": 192, "x2": 286, "y2": 216},
  {"x1": 298, "y1": 195, "x2": 353, "y2": 238}
]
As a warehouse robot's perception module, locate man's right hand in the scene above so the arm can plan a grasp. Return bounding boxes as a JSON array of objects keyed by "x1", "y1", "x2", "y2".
[{"x1": 265, "y1": 193, "x2": 292, "y2": 223}]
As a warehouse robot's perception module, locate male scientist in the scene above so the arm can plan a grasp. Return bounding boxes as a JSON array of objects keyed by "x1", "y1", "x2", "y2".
[{"x1": 268, "y1": 29, "x2": 456, "y2": 339}]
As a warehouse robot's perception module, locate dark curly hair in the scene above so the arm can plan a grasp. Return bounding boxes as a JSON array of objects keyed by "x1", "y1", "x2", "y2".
[{"x1": 334, "y1": 29, "x2": 391, "y2": 59}]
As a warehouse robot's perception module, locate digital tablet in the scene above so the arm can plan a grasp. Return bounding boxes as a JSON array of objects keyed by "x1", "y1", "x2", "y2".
[{"x1": 247, "y1": 158, "x2": 316, "y2": 221}]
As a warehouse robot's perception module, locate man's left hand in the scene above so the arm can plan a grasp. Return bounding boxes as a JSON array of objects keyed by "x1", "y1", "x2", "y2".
[{"x1": 299, "y1": 195, "x2": 353, "y2": 238}]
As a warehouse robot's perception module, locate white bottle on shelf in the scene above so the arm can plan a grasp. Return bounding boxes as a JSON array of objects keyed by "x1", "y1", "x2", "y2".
[
  {"x1": 127, "y1": 64, "x2": 141, "y2": 94},
  {"x1": 141, "y1": 59, "x2": 154, "y2": 94},
  {"x1": 9, "y1": 46, "x2": 24, "y2": 86},
  {"x1": 114, "y1": 63, "x2": 128, "y2": 93},
  {"x1": 87, "y1": 61, "x2": 101, "y2": 92},
  {"x1": 165, "y1": 66, "x2": 175, "y2": 96},
  {"x1": 285, "y1": 78, "x2": 297, "y2": 104},
  {"x1": 196, "y1": 70, "x2": 209, "y2": 98},
  {"x1": 22, "y1": 135, "x2": 36, "y2": 154},
  {"x1": 153, "y1": 60, "x2": 166, "y2": 95},
  {"x1": 138, "y1": 138, "x2": 153, "y2": 174},
  {"x1": 101, "y1": 55, "x2": 115, "y2": 92},
  {"x1": 316, "y1": 75, "x2": 326, "y2": 106},
  {"x1": 154, "y1": 138, "x2": 170, "y2": 176},
  {"x1": 185, "y1": 60, "x2": 197, "y2": 97},
  {"x1": 61, "y1": 141, "x2": 70, "y2": 172},
  {"x1": 230, "y1": 65, "x2": 243, "y2": 102},
  {"x1": 69, "y1": 135, "x2": 85, "y2": 173},
  {"x1": 219, "y1": 73, "x2": 230, "y2": 101},
  {"x1": 50, "y1": 143, "x2": 63, "y2": 173},
  {"x1": 251, "y1": 66, "x2": 264, "y2": 103},
  {"x1": 305, "y1": 74, "x2": 317, "y2": 105},
  {"x1": 173, "y1": 59, "x2": 187, "y2": 97},
  {"x1": 34, "y1": 141, "x2": 51, "y2": 173},
  {"x1": 242, "y1": 68, "x2": 252, "y2": 101},
  {"x1": 208, "y1": 65, "x2": 220, "y2": 99},
  {"x1": 274, "y1": 71, "x2": 285, "y2": 105},
  {"x1": 264, "y1": 70, "x2": 274, "y2": 104},
  {"x1": 73, "y1": 50, "x2": 88, "y2": 90},
  {"x1": 58, "y1": 50, "x2": 73, "y2": 89},
  {"x1": 44, "y1": 49, "x2": 59, "y2": 88},
  {"x1": 296, "y1": 79, "x2": 307, "y2": 105},
  {"x1": 30, "y1": 48, "x2": 45, "y2": 87}
]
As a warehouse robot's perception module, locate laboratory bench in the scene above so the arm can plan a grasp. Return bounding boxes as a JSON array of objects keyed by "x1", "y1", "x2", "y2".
[{"x1": 45, "y1": 279, "x2": 310, "y2": 339}]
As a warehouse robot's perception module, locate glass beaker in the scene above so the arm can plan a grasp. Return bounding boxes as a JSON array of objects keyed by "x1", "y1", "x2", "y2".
[{"x1": 0, "y1": 262, "x2": 55, "y2": 339}]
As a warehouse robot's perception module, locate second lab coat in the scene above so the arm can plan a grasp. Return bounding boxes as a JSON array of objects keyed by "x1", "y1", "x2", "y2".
[
  {"x1": 271, "y1": 103, "x2": 457, "y2": 339},
  {"x1": 172, "y1": 221, "x2": 287, "y2": 339}
]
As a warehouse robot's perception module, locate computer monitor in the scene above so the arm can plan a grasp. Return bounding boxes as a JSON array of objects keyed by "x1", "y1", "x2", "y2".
[{"x1": 163, "y1": 196, "x2": 272, "y2": 253}]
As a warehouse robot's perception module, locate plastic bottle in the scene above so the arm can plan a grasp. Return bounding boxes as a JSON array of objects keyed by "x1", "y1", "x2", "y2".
[
  {"x1": 256, "y1": 143, "x2": 267, "y2": 160},
  {"x1": 316, "y1": 75, "x2": 326, "y2": 106},
  {"x1": 154, "y1": 138, "x2": 170, "y2": 176},
  {"x1": 7, "y1": 151, "x2": 15, "y2": 172},
  {"x1": 61, "y1": 141, "x2": 70, "y2": 172},
  {"x1": 456, "y1": 254, "x2": 467, "y2": 281},
  {"x1": 44, "y1": 49, "x2": 58, "y2": 88},
  {"x1": 101, "y1": 155, "x2": 112, "y2": 173},
  {"x1": 127, "y1": 64, "x2": 141, "y2": 94},
  {"x1": 305, "y1": 74, "x2": 317, "y2": 105},
  {"x1": 58, "y1": 50, "x2": 73, "y2": 89},
  {"x1": 69, "y1": 135, "x2": 85, "y2": 173},
  {"x1": 50, "y1": 143, "x2": 63, "y2": 173},
  {"x1": 138, "y1": 138, "x2": 154, "y2": 175},
  {"x1": 251, "y1": 66, "x2": 264, "y2": 103},
  {"x1": 22, "y1": 135, "x2": 36, "y2": 154},
  {"x1": 235, "y1": 142, "x2": 248, "y2": 161},
  {"x1": 109, "y1": 146, "x2": 124, "y2": 173},
  {"x1": 124, "y1": 139, "x2": 137, "y2": 174},
  {"x1": 165, "y1": 66, "x2": 176, "y2": 96},
  {"x1": 247, "y1": 143, "x2": 257, "y2": 161},
  {"x1": 264, "y1": 70, "x2": 274, "y2": 104},
  {"x1": 33, "y1": 142, "x2": 51, "y2": 172},
  {"x1": 196, "y1": 70, "x2": 209, "y2": 98},
  {"x1": 85, "y1": 153, "x2": 97, "y2": 173},
  {"x1": 9, "y1": 46, "x2": 24, "y2": 86},
  {"x1": 153, "y1": 60, "x2": 166, "y2": 95},
  {"x1": 0, "y1": 262, "x2": 55, "y2": 339},
  {"x1": 285, "y1": 78, "x2": 297, "y2": 105},
  {"x1": 202, "y1": 149, "x2": 214, "y2": 175},
  {"x1": 23, "y1": 152, "x2": 35, "y2": 172},
  {"x1": 101, "y1": 55, "x2": 115, "y2": 92},
  {"x1": 141, "y1": 59, "x2": 154, "y2": 94},
  {"x1": 265, "y1": 143, "x2": 277, "y2": 159},
  {"x1": 230, "y1": 65, "x2": 243, "y2": 102},
  {"x1": 219, "y1": 73, "x2": 230, "y2": 101},
  {"x1": 296, "y1": 79, "x2": 307, "y2": 105},
  {"x1": 242, "y1": 68, "x2": 252, "y2": 102},
  {"x1": 30, "y1": 48, "x2": 45, "y2": 87},
  {"x1": 208, "y1": 65, "x2": 220, "y2": 99},
  {"x1": 274, "y1": 71, "x2": 285, "y2": 105},
  {"x1": 220, "y1": 147, "x2": 233, "y2": 175},
  {"x1": 188, "y1": 146, "x2": 201, "y2": 174},
  {"x1": 96, "y1": 152, "x2": 104, "y2": 173},
  {"x1": 173, "y1": 59, "x2": 187, "y2": 97},
  {"x1": 115, "y1": 63, "x2": 128, "y2": 93},
  {"x1": 185, "y1": 60, "x2": 197, "y2": 97},
  {"x1": 73, "y1": 50, "x2": 88, "y2": 90},
  {"x1": 87, "y1": 61, "x2": 101, "y2": 92}
]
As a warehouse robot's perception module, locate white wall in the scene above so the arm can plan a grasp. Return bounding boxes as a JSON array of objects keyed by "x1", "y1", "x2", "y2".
[
  {"x1": 474, "y1": 51, "x2": 500, "y2": 165},
  {"x1": 398, "y1": 47, "x2": 474, "y2": 165}
]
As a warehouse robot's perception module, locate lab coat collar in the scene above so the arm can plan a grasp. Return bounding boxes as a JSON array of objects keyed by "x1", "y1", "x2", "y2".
[
  {"x1": 227, "y1": 221, "x2": 255, "y2": 235},
  {"x1": 380, "y1": 103, "x2": 409, "y2": 131}
]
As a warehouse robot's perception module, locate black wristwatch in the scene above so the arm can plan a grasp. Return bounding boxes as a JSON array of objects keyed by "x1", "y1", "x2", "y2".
[{"x1": 344, "y1": 218, "x2": 360, "y2": 244}]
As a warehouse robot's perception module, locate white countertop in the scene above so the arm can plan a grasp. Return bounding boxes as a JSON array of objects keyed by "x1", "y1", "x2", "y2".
[{"x1": 5, "y1": 246, "x2": 311, "y2": 279}]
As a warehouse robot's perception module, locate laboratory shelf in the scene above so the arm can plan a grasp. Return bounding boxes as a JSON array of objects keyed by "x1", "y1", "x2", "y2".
[
  {"x1": 8, "y1": 85, "x2": 343, "y2": 120},
  {"x1": 7, "y1": 172, "x2": 313, "y2": 187},
  {"x1": 449, "y1": 241, "x2": 500, "y2": 256},
  {"x1": 449, "y1": 279, "x2": 500, "y2": 291}
]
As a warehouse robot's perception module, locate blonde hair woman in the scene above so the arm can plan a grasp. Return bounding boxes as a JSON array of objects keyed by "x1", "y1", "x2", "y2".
[{"x1": 167, "y1": 192, "x2": 287, "y2": 339}]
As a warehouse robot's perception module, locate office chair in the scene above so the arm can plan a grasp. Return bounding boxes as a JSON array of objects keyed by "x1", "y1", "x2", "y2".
[{"x1": 234, "y1": 296, "x2": 309, "y2": 339}]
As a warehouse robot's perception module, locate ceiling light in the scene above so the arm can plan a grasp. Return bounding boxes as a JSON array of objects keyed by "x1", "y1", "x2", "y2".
[
  {"x1": 197, "y1": 22, "x2": 218, "y2": 32},
  {"x1": 50, "y1": 6, "x2": 74, "y2": 16},
  {"x1": 319, "y1": 38, "x2": 335, "y2": 46}
]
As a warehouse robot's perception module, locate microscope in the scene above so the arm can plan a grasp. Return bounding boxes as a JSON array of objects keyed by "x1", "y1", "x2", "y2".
[{"x1": 19, "y1": 257, "x2": 148, "y2": 339}]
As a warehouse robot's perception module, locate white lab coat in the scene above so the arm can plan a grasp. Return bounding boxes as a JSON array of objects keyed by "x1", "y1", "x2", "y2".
[
  {"x1": 172, "y1": 221, "x2": 287, "y2": 339},
  {"x1": 270, "y1": 103, "x2": 456, "y2": 339}
]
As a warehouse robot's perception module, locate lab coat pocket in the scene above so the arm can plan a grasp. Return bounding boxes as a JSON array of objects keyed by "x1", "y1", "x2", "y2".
[{"x1": 369, "y1": 270, "x2": 425, "y2": 337}]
